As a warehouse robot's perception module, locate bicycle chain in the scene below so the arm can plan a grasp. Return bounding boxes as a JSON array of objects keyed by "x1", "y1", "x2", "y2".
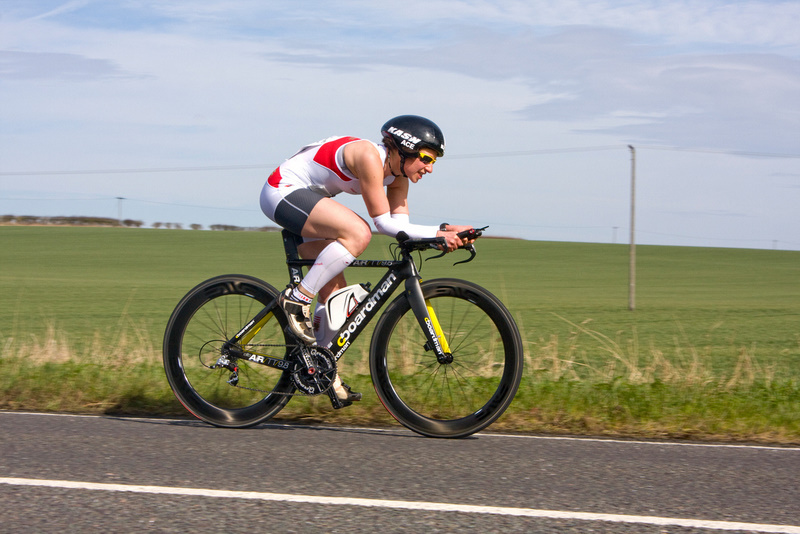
[{"x1": 224, "y1": 343, "x2": 337, "y2": 398}]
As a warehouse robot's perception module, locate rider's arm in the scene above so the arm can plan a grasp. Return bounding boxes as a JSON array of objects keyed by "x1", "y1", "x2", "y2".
[
  {"x1": 385, "y1": 180, "x2": 475, "y2": 248},
  {"x1": 345, "y1": 141, "x2": 439, "y2": 239},
  {"x1": 372, "y1": 212, "x2": 439, "y2": 239},
  {"x1": 345, "y1": 141, "x2": 391, "y2": 217},
  {"x1": 344, "y1": 141, "x2": 471, "y2": 248},
  {"x1": 380, "y1": 177, "x2": 440, "y2": 238}
]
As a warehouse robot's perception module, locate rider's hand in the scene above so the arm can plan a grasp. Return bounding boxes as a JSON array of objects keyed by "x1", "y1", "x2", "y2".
[{"x1": 437, "y1": 224, "x2": 475, "y2": 252}]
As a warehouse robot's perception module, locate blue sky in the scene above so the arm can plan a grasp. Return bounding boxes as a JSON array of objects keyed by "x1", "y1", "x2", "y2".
[{"x1": 1, "y1": 0, "x2": 799, "y2": 249}]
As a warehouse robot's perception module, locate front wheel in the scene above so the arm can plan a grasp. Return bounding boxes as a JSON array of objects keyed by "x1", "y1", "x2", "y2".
[
  {"x1": 369, "y1": 279, "x2": 523, "y2": 438},
  {"x1": 163, "y1": 275, "x2": 295, "y2": 428}
]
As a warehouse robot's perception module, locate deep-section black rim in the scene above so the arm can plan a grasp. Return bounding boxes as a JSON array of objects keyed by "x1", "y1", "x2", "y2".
[
  {"x1": 163, "y1": 275, "x2": 294, "y2": 427},
  {"x1": 370, "y1": 279, "x2": 523, "y2": 438}
]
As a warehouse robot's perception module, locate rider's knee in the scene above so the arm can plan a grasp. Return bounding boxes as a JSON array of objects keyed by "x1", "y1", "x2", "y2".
[{"x1": 344, "y1": 220, "x2": 372, "y2": 256}]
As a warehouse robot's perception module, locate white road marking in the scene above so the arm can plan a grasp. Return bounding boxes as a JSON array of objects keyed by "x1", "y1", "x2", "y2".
[{"x1": 1, "y1": 477, "x2": 799, "y2": 533}]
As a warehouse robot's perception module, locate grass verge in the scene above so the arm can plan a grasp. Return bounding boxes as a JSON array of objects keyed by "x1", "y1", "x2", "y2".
[{"x1": 2, "y1": 317, "x2": 798, "y2": 444}]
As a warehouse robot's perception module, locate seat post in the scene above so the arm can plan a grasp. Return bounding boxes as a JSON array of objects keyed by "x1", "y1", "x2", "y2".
[
  {"x1": 281, "y1": 229, "x2": 302, "y2": 261},
  {"x1": 281, "y1": 229, "x2": 306, "y2": 286}
]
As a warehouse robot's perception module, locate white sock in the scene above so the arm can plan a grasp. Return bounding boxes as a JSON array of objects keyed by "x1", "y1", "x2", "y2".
[
  {"x1": 299, "y1": 241, "x2": 356, "y2": 296},
  {"x1": 290, "y1": 286, "x2": 313, "y2": 303}
]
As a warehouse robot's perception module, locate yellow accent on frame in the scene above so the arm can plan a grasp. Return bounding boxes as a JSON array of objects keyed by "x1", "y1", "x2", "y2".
[
  {"x1": 238, "y1": 312, "x2": 273, "y2": 346},
  {"x1": 425, "y1": 300, "x2": 451, "y2": 354}
]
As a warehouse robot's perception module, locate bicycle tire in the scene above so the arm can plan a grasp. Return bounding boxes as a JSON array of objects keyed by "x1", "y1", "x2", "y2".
[
  {"x1": 369, "y1": 278, "x2": 523, "y2": 438},
  {"x1": 163, "y1": 275, "x2": 295, "y2": 428}
]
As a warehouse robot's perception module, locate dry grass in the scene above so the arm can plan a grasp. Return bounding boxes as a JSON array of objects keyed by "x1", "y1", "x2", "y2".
[
  {"x1": 2, "y1": 316, "x2": 798, "y2": 443},
  {"x1": 517, "y1": 313, "x2": 780, "y2": 390},
  {"x1": 0, "y1": 313, "x2": 788, "y2": 391}
]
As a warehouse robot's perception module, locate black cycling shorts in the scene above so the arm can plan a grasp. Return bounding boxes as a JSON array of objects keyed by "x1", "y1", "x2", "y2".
[{"x1": 273, "y1": 188, "x2": 326, "y2": 236}]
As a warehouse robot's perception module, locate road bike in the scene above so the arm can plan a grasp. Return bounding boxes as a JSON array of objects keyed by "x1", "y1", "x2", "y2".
[{"x1": 163, "y1": 228, "x2": 523, "y2": 438}]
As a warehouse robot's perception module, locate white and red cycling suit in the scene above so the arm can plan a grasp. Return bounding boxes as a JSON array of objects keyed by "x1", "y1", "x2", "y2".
[
  {"x1": 260, "y1": 135, "x2": 441, "y2": 302},
  {"x1": 260, "y1": 136, "x2": 395, "y2": 236}
]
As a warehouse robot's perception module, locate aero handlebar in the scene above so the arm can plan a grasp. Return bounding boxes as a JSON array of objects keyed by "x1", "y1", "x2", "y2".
[{"x1": 396, "y1": 226, "x2": 489, "y2": 265}]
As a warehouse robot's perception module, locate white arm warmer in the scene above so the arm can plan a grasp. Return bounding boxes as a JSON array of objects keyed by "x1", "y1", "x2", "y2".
[{"x1": 372, "y1": 212, "x2": 439, "y2": 239}]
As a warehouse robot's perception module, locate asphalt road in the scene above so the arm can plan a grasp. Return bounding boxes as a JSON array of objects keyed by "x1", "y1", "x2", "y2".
[{"x1": 1, "y1": 411, "x2": 799, "y2": 533}]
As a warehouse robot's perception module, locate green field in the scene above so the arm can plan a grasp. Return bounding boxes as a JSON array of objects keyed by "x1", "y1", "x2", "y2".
[{"x1": 2, "y1": 226, "x2": 799, "y2": 442}]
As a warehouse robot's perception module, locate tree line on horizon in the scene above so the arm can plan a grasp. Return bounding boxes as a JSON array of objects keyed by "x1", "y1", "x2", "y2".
[{"x1": 0, "y1": 215, "x2": 278, "y2": 232}]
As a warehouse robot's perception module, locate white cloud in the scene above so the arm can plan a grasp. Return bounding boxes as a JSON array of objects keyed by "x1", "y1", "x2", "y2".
[{"x1": 1, "y1": 1, "x2": 798, "y2": 248}]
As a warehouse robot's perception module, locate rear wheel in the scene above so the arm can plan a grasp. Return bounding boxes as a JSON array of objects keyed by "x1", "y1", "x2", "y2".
[
  {"x1": 163, "y1": 275, "x2": 295, "y2": 427},
  {"x1": 370, "y1": 279, "x2": 523, "y2": 438}
]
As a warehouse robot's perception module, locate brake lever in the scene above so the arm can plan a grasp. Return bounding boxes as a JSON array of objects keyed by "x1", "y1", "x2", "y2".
[
  {"x1": 425, "y1": 247, "x2": 448, "y2": 262},
  {"x1": 425, "y1": 225, "x2": 488, "y2": 264},
  {"x1": 453, "y1": 244, "x2": 477, "y2": 265}
]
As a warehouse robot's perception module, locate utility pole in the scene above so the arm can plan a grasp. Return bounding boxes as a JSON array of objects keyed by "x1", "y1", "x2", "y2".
[
  {"x1": 116, "y1": 197, "x2": 125, "y2": 226},
  {"x1": 628, "y1": 146, "x2": 636, "y2": 311}
]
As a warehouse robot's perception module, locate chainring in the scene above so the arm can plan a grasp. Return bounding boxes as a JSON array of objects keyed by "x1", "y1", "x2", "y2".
[
  {"x1": 290, "y1": 345, "x2": 337, "y2": 396},
  {"x1": 198, "y1": 340, "x2": 336, "y2": 397}
]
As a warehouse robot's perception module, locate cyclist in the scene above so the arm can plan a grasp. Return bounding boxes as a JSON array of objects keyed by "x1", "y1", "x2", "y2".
[{"x1": 259, "y1": 115, "x2": 473, "y2": 407}]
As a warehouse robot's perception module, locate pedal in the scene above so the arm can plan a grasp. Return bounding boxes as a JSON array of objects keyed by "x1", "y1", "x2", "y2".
[{"x1": 327, "y1": 387, "x2": 345, "y2": 409}]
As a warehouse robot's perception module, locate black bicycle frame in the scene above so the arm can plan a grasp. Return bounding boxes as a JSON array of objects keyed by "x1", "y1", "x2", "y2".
[
  {"x1": 219, "y1": 230, "x2": 453, "y2": 376},
  {"x1": 280, "y1": 230, "x2": 449, "y2": 362}
]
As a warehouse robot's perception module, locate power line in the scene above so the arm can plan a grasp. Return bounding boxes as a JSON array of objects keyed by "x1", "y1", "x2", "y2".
[
  {"x1": 638, "y1": 145, "x2": 800, "y2": 159},
  {"x1": 132, "y1": 198, "x2": 260, "y2": 212},
  {"x1": 0, "y1": 195, "x2": 260, "y2": 213},
  {"x1": 2, "y1": 144, "x2": 799, "y2": 177},
  {"x1": 0, "y1": 146, "x2": 627, "y2": 176},
  {"x1": 446, "y1": 145, "x2": 625, "y2": 160},
  {"x1": 0, "y1": 164, "x2": 273, "y2": 177}
]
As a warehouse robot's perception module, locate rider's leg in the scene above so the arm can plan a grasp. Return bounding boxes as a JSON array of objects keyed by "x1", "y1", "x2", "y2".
[
  {"x1": 297, "y1": 239, "x2": 347, "y2": 304},
  {"x1": 301, "y1": 197, "x2": 372, "y2": 257},
  {"x1": 291, "y1": 200, "x2": 368, "y2": 406},
  {"x1": 263, "y1": 184, "x2": 370, "y2": 302},
  {"x1": 299, "y1": 241, "x2": 343, "y2": 347},
  {"x1": 292, "y1": 197, "x2": 371, "y2": 301},
  {"x1": 280, "y1": 198, "x2": 371, "y2": 343},
  {"x1": 296, "y1": 241, "x2": 354, "y2": 299}
]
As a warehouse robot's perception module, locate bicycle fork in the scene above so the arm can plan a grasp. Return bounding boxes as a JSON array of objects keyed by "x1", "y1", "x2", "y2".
[{"x1": 404, "y1": 276, "x2": 453, "y2": 364}]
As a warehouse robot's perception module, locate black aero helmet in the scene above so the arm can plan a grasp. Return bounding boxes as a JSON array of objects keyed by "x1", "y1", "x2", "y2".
[{"x1": 381, "y1": 115, "x2": 445, "y2": 157}]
